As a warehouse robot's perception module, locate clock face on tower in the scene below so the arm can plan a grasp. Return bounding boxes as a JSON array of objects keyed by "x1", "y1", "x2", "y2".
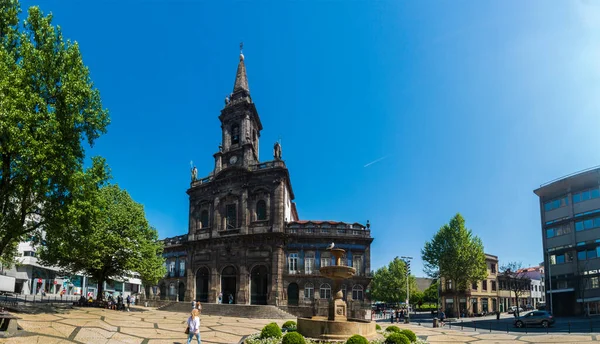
[{"x1": 229, "y1": 155, "x2": 238, "y2": 165}]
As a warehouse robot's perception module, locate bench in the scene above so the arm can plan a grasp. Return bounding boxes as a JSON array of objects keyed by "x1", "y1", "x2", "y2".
[{"x1": 0, "y1": 311, "x2": 20, "y2": 336}]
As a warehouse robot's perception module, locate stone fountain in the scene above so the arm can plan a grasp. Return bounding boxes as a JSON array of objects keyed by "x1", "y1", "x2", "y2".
[{"x1": 297, "y1": 247, "x2": 377, "y2": 340}]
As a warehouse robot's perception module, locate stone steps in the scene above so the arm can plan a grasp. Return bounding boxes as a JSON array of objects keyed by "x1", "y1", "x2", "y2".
[{"x1": 159, "y1": 302, "x2": 295, "y2": 319}]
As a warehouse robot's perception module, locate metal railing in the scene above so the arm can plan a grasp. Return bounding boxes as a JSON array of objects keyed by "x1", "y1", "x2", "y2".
[{"x1": 540, "y1": 166, "x2": 600, "y2": 188}]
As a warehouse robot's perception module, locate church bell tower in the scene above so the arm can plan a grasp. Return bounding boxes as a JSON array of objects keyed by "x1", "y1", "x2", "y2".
[{"x1": 214, "y1": 47, "x2": 263, "y2": 173}]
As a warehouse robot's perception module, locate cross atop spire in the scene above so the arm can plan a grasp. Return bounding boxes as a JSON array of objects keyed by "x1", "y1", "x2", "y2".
[{"x1": 232, "y1": 43, "x2": 249, "y2": 95}]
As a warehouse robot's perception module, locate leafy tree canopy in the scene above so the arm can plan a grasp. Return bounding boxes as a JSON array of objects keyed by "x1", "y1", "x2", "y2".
[
  {"x1": 370, "y1": 257, "x2": 418, "y2": 304},
  {"x1": 37, "y1": 184, "x2": 166, "y2": 300},
  {"x1": 0, "y1": 0, "x2": 109, "y2": 264},
  {"x1": 421, "y1": 213, "x2": 487, "y2": 292},
  {"x1": 423, "y1": 279, "x2": 439, "y2": 304}
]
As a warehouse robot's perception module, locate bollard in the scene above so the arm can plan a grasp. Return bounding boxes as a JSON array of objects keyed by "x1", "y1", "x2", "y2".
[
  {"x1": 569, "y1": 321, "x2": 571, "y2": 334},
  {"x1": 506, "y1": 324, "x2": 509, "y2": 333},
  {"x1": 474, "y1": 321, "x2": 476, "y2": 331},
  {"x1": 591, "y1": 320, "x2": 593, "y2": 333},
  {"x1": 490, "y1": 323, "x2": 492, "y2": 333},
  {"x1": 546, "y1": 323, "x2": 549, "y2": 334},
  {"x1": 461, "y1": 320, "x2": 463, "y2": 330}
]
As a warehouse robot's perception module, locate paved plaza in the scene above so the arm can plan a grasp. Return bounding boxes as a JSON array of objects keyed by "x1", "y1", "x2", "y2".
[{"x1": 1, "y1": 307, "x2": 600, "y2": 343}]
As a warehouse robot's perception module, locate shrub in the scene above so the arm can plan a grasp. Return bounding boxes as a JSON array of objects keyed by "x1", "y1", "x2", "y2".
[
  {"x1": 385, "y1": 333, "x2": 410, "y2": 344},
  {"x1": 282, "y1": 331, "x2": 305, "y2": 344},
  {"x1": 385, "y1": 325, "x2": 401, "y2": 333},
  {"x1": 400, "y1": 329, "x2": 416, "y2": 342},
  {"x1": 346, "y1": 334, "x2": 368, "y2": 344},
  {"x1": 282, "y1": 320, "x2": 297, "y2": 329},
  {"x1": 376, "y1": 324, "x2": 382, "y2": 330},
  {"x1": 260, "y1": 322, "x2": 282, "y2": 339}
]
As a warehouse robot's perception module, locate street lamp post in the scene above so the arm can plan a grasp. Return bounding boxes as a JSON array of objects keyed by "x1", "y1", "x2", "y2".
[{"x1": 401, "y1": 256, "x2": 413, "y2": 323}]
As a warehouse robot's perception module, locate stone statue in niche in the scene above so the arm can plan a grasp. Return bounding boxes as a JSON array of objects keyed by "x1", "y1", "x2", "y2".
[{"x1": 273, "y1": 142, "x2": 282, "y2": 160}]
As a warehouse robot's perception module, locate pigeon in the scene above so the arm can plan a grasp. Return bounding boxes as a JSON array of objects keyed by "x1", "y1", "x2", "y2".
[{"x1": 327, "y1": 242, "x2": 335, "y2": 250}]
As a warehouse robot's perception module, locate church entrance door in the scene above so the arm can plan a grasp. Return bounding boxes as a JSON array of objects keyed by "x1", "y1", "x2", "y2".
[
  {"x1": 287, "y1": 283, "x2": 299, "y2": 306},
  {"x1": 195, "y1": 267, "x2": 209, "y2": 302},
  {"x1": 250, "y1": 265, "x2": 268, "y2": 305},
  {"x1": 221, "y1": 266, "x2": 237, "y2": 304}
]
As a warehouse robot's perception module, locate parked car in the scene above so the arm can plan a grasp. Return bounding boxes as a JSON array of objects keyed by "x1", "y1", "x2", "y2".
[
  {"x1": 514, "y1": 311, "x2": 555, "y2": 328},
  {"x1": 508, "y1": 306, "x2": 524, "y2": 314}
]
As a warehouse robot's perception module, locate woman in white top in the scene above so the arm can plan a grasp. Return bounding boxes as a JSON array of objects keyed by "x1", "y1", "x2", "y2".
[{"x1": 187, "y1": 308, "x2": 201, "y2": 344}]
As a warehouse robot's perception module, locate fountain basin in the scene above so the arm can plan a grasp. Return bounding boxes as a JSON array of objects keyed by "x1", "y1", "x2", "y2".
[
  {"x1": 319, "y1": 266, "x2": 356, "y2": 279},
  {"x1": 297, "y1": 317, "x2": 377, "y2": 340}
]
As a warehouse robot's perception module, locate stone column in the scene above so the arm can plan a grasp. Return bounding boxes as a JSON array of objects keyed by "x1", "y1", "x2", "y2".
[
  {"x1": 241, "y1": 189, "x2": 249, "y2": 234},
  {"x1": 269, "y1": 245, "x2": 284, "y2": 305},
  {"x1": 238, "y1": 265, "x2": 249, "y2": 304},
  {"x1": 210, "y1": 266, "x2": 219, "y2": 304},
  {"x1": 185, "y1": 257, "x2": 195, "y2": 302}
]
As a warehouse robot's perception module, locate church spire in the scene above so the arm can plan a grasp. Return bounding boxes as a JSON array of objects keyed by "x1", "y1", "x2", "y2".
[{"x1": 233, "y1": 42, "x2": 249, "y2": 94}]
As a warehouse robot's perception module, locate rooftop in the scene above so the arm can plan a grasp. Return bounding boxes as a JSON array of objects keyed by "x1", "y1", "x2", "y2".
[{"x1": 534, "y1": 166, "x2": 600, "y2": 198}]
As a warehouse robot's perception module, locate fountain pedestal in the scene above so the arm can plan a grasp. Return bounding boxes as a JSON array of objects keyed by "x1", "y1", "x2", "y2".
[{"x1": 297, "y1": 248, "x2": 376, "y2": 340}]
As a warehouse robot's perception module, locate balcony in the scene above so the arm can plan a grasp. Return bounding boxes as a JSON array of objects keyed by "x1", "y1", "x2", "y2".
[
  {"x1": 286, "y1": 227, "x2": 371, "y2": 238},
  {"x1": 190, "y1": 160, "x2": 286, "y2": 187}
]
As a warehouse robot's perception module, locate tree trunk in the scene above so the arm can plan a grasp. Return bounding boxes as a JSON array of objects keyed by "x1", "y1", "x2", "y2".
[{"x1": 96, "y1": 276, "x2": 105, "y2": 301}]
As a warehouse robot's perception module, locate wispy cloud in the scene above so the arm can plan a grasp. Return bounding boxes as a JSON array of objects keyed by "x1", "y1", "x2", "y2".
[{"x1": 364, "y1": 156, "x2": 388, "y2": 168}]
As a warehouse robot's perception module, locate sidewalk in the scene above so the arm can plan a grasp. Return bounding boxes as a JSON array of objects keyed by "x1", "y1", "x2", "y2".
[{"x1": 384, "y1": 323, "x2": 600, "y2": 344}]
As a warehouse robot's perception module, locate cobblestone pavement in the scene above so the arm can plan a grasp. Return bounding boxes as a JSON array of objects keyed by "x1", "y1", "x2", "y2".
[
  {"x1": 2, "y1": 307, "x2": 599, "y2": 344},
  {"x1": 0, "y1": 307, "x2": 287, "y2": 344}
]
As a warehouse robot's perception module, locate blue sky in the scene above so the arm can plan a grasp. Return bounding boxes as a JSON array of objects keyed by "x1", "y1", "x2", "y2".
[{"x1": 20, "y1": 0, "x2": 600, "y2": 275}]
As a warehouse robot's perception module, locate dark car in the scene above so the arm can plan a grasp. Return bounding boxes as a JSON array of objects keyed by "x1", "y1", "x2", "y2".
[{"x1": 514, "y1": 311, "x2": 555, "y2": 328}]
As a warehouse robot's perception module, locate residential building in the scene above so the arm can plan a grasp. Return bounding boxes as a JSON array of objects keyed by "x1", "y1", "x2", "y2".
[
  {"x1": 156, "y1": 51, "x2": 373, "y2": 315},
  {"x1": 441, "y1": 253, "x2": 498, "y2": 317},
  {"x1": 534, "y1": 166, "x2": 600, "y2": 316}
]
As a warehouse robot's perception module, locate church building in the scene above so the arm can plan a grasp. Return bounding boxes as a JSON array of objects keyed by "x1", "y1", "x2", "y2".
[{"x1": 158, "y1": 51, "x2": 373, "y2": 314}]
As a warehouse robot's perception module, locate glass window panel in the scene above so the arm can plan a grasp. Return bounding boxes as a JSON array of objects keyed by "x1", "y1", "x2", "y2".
[
  {"x1": 585, "y1": 219, "x2": 594, "y2": 229},
  {"x1": 583, "y1": 191, "x2": 591, "y2": 201},
  {"x1": 589, "y1": 250, "x2": 597, "y2": 259},
  {"x1": 595, "y1": 218, "x2": 600, "y2": 228},
  {"x1": 554, "y1": 200, "x2": 562, "y2": 208},
  {"x1": 546, "y1": 228, "x2": 555, "y2": 238},
  {"x1": 564, "y1": 197, "x2": 569, "y2": 205},
  {"x1": 574, "y1": 193, "x2": 582, "y2": 203},
  {"x1": 545, "y1": 202, "x2": 553, "y2": 212},
  {"x1": 576, "y1": 221, "x2": 584, "y2": 231},
  {"x1": 550, "y1": 255, "x2": 556, "y2": 265},
  {"x1": 579, "y1": 251, "x2": 587, "y2": 261},
  {"x1": 593, "y1": 189, "x2": 600, "y2": 199},
  {"x1": 556, "y1": 255, "x2": 565, "y2": 264}
]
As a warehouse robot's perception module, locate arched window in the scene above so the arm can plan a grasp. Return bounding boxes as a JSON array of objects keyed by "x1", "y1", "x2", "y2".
[
  {"x1": 320, "y1": 283, "x2": 331, "y2": 299},
  {"x1": 304, "y1": 283, "x2": 314, "y2": 299},
  {"x1": 352, "y1": 285, "x2": 364, "y2": 300},
  {"x1": 232, "y1": 124, "x2": 240, "y2": 145},
  {"x1": 256, "y1": 200, "x2": 267, "y2": 221},
  {"x1": 200, "y1": 210, "x2": 209, "y2": 228}
]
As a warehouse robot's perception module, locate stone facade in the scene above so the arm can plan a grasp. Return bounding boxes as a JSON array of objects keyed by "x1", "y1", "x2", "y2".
[
  {"x1": 441, "y1": 253, "x2": 499, "y2": 317},
  {"x1": 156, "y1": 52, "x2": 373, "y2": 314}
]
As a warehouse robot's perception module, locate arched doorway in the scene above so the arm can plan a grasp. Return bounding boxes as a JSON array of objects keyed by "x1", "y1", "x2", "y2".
[
  {"x1": 195, "y1": 267, "x2": 210, "y2": 302},
  {"x1": 287, "y1": 283, "x2": 299, "y2": 306},
  {"x1": 159, "y1": 283, "x2": 167, "y2": 300},
  {"x1": 250, "y1": 265, "x2": 268, "y2": 305},
  {"x1": 221, "y1": 266, "x2": 237, "y2": 304},
  {"x1": 178, "y1": 282, "x2": 185, "y2": 302}
]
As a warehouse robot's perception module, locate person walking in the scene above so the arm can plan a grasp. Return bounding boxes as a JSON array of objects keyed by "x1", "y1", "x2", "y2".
[
  {"x1": 186, "y1": 308, "x2": 201, "y2": 344},
  {"x1": 126, "y1": 295, "x2": 131, "y2": 312}
]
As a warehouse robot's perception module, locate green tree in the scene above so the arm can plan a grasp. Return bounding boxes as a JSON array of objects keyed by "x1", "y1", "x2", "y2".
[
  {"x1": 37, "y1": 184, "x2": 165, "y2": 300},
  {"x1": 409, "y1": 290, "x2": 424, "y2": 307},
  {"x1": 370, "y1": 257, "x2": 418, "y2": 305},
  {"x1": 421, "y1": 213, "x2": 487, "y2": 316},
  {"x1": 0, "y1": 1, "x2": 109, "y2": 263}
]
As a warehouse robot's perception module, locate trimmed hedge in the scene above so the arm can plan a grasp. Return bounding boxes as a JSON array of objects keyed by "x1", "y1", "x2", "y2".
[
  {"x1": 260, "y1": 322, "x2": 282, "y2": 339},
  {"x1": 385, "y1": 333, "x2": 410, "y2": 344},
  {"x1": 282, "y1": 321, "x2": 297, "y2": 329},
  {"x1": 385, "y1": 325, "x2": 401, "y2": 333},
  {"x1": 376, "y1": 324, "x2": 382, "y2": 331},
  {"x1": 282, "y1": 331, "x2": 305, "y2": 344},
  {"x1": 400, "y1": 329, "x2": 416, "y2": 342},
  {"x1": 346, "y1": 334, "x2": 368, "y2": 344}
]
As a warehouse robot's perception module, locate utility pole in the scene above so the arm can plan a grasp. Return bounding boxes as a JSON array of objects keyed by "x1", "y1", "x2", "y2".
[{"x1": 401, "y1": 256, "x2": 413, "y2": 323}]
